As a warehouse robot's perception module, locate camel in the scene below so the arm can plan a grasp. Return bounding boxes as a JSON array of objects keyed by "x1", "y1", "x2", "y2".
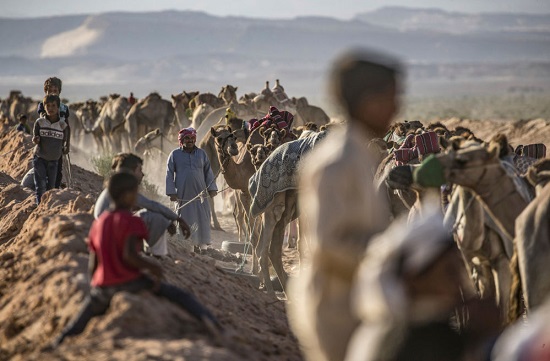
[
  {"x1": 248, "y1": 131, "x2": 328, "y2": 295},
  {"x1": 394, "y1": 138, "x2": 533, "y2": 322},
  {"x1": 293, "y1": 97, "x2": 330, "y2": 127},
  {"x1": 444, "y1": 185, "x2": 514, "y2": 322},
  {"x1": 253, "y1": 81, "x2": 284, "y2": 113},
  {"x1": 170, "y1": 93, "x2": 193, "y2": 130},
  {"x1": 191, "y1": 103, "x2": 214, "y2": 130},
  {"x1": 125, "y1": 92, "x2": 175, "y2": 150},
  {"x1": 189, "y1": 91, "x2": 225, "y2": 110},
  {"x1": 218, "y1": 84, "x2": 238, "y2": 105},
  {"x1": 0, "y1": 98, "x2": 10, "y2": 122},
  {"x1": 9, "y1": 94, "x2": 37, "y2": 125},
  {"x1": 94, "y1": 94, "x2": 131, "y2": 153},
  {"x1": 211, "y1": 124, "x2": 259, "y2": 252},
  {"x1": 247, "y1": 144, "x2": 270, "y2": 170},
  {"x1": 512, "y1": 159, "x2": 550, "y2": 314},
  {"x1": 133, "y1": 128, "x2": 172, "y2": 157}
]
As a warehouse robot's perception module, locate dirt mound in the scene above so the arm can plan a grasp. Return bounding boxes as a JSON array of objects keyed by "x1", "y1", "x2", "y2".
[
  {"x1": 441, "y1": 117, "x2": 550, "y2": 146},
  {"x1": 0, "y1": 128, "x2": 104, "y2": 196},
  {"x1": 0, "y1": 172, "x2": 301, "y2": 359}
]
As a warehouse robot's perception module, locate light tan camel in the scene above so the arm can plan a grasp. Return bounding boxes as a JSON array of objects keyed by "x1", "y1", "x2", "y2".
[
  {"x1": 512, "y1": 159, "x2": 550, "y2": 314},
  {"x1": 9, "y1": 94, "x2": 37, "y2": 125},
  {"x1": 170, "y1": 93, "x2": 193, "y2": 129},
  {"x1": 416, "y1": 140, "x2": 532, "y2": 323},
  {"x1": 94, "y1": 94, "x2": 131, "y2": 152},
  {"x1": 293, "y1": 97, "x2": 330, "y2": 127},
  {"x1": 125, "y1": 93, "x2": 175, "y2": 150},
  {"x1": 191, "y1": 103, "x2": 214, "y2": 130}
]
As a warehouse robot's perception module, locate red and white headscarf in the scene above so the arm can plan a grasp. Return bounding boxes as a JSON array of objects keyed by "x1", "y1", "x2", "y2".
[{"x1": 178, "y1": 127, "x2": 197, "y2": 147}]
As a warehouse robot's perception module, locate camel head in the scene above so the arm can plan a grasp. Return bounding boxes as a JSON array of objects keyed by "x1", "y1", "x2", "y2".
[
  {"x1": 211, "y1": 125, "x2": 239, "y2": 157},
  {"x1": 247, "y1": 143, "x2": 270, "y2": 170},
  {"x1": 428, "y1": 140, "x2": 501, "y2": 189},
  {"x1": 134, "y1": 128, "x2": 162, "y2": 155},
  {"x1": 79, "y1": 102, "x2": 99, "y2": 132},
  {"x1": 527, "y1": 158, "x2": 550, "y2": 193},
  {"x1": 219, "y1": 85, "x2": 238, "y2": 105},
  {"x1": 260, "y1": 125, "x2": 286, "y2": 149},
  {"x1": 171, "y1": 93, "x2": 184, "y2": 107}
]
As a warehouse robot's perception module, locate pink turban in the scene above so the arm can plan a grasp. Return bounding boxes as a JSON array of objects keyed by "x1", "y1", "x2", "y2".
[{"x1": 178, "y1": 127, "x2": 196, "y2": 147}]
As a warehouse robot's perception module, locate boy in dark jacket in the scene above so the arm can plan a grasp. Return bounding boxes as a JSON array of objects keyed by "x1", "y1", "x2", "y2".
[
  {"x1": 37, "y1": 76, "x2": 70, "y2": 188},
  {"x1": 32, "y1": 94, "x2": 69, "y2": 204}
]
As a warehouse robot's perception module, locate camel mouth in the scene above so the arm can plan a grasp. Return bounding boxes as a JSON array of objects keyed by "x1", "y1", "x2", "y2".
[{"x1": 229, "y1": 147, "x2": 239, "y2": 156}]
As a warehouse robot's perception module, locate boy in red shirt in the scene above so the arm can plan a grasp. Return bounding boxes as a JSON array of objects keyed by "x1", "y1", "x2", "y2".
[{"x1": 51, "y1": 172, "x2": 221, "y2": 347}]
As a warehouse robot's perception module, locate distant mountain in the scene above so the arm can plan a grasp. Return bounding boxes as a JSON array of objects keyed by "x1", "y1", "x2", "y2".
[
  {"x1": 354, "y1": 6, "x2": 550, "y2": 34},
  {"x1": 0, "y1": 9, "x2": 549, "y2": 101}
]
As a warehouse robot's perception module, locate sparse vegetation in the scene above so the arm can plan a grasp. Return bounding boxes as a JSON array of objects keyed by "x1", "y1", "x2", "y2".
[
  {"x1": 140, "y1": 179, "x2": 162, "y2": 202},
  {"x1": 91, "y1": 153, "x2": 115, "y2": 179}
]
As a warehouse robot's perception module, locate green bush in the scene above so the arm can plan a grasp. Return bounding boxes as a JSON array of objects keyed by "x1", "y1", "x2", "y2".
[{"x1": 91, "y1": 153, "x2": 115, "y2": 179}]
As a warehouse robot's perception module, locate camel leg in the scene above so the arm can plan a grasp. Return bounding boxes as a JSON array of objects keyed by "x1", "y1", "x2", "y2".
[
  {"x1": 297, "y1": 217, "x2": 309, "y2": 270},
  {"x1": 287, "y1": 220, "x2": 298, "y2": 249},
  {"x1": 269, "y1": 218, "x2": 290, "y2": 294},
  {"x1": 238, "y1": 192, "x2": 259, "y2": 273},
  {"x1": 269, "y1": 191, "x2": 298, "y2": 293},
  {"x1": 209, "y1": 197, "x2": 224, "y2": 231},
  {"x1": 256, "y1": 193, "x2": 285, "y2": 296},
  {"x1": 232, "y1": 197, "x2": 242, "y2": 241}
]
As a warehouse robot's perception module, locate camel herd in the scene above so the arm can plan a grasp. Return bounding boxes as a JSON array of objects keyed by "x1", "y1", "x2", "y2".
[
  {"x1": 0, "y1": 80, "x2": 330, "y2": 156},
  {"x1": 376, "y1": 121, "x2": 549, "y2": 325},
  {"x1": 5, "y1": 81, "x2": 550, "y2": 324}
]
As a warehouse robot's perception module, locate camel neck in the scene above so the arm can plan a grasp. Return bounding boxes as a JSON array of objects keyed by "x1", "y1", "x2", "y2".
[{"x1": 473, "y1": 166, "x2": 529, "y2": 239}]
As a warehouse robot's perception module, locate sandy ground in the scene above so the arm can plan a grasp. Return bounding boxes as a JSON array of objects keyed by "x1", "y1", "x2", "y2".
[{"x1": 1, "y1": 116, "x2": 550, "y2": 360}]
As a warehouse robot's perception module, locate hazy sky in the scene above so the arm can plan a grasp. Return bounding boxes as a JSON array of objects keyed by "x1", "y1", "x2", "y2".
[{"x1": 2, "y1": 0, "x2": 549, "y2": 19}]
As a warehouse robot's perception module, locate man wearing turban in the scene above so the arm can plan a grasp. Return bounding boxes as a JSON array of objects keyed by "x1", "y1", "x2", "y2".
[{"x1": 166, "y1": 127, "x2": 218, "y2": 252}]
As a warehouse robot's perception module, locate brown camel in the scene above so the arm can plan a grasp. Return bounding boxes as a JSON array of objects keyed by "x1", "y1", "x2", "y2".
[
  {"x1": 125, "y1": 92, "x2": 175, "y2": 150},
  {"x1": 211, "y1": 125, "x2": 258, "y2": 258}
]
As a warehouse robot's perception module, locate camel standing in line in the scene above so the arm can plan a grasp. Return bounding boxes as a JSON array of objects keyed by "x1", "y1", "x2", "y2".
[
  {"x1": 513, "y1": 159, "x2": 550, "y2": 314},
  {"x1": 170, "y1": 93, "x2": 193, "y2": 130},
  {"x1": 95, "y1": 94, "x2": 131, "y2": 153},
  {"x1": 125, "y1": 93, "x2": 176, "y2": 150},
  {"x1": 399, "y1": 139, "x2": 532, "y2": 322}
]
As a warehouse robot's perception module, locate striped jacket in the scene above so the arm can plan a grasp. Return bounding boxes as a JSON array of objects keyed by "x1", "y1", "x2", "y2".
[{"x1": 33, "y1": 117, "x2": 69, "y2": 161}]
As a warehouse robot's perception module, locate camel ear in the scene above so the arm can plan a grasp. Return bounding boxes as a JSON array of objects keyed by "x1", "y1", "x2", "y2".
[
  {"x1": 488, "y1": 142, "x2": 500, "y2": 159},
  {"x1": 259, "y1": 127, "x2": 265, "y2": 137},
  {"x1": 234, "y1": 87, "x2": 238, "y2": 91},
  {"x1": 210, "y1": 127, "x2": 217, "y2": 137},
  {"x1": 228, "y1": 127, "x2": 233, "y2": 133},
  {"x1": 281, "y1": 129, "x2": 287, "y2": 138},
  {"x1": 155, "y1": 128, "x2": 160, "y2": 134},
  {"x1": 171, "y1": 94, "x2": 176, "y2": 100}
]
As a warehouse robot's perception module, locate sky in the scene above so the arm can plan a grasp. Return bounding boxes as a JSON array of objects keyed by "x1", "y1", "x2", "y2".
[{"x1": 2, "y1": 0, "x2": 549, "y2": 19}]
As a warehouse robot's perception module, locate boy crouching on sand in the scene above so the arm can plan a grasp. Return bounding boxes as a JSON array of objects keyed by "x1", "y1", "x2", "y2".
[{"x1": 50, "y1": 172, "x2": 222, "y2": 347}]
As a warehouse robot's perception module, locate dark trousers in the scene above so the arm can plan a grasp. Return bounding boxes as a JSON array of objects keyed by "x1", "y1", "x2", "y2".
[
  {"x1": 55, "y1": 156, "x2": 63, "y2": 188},
  {"x1": 55, "y1": 277, "x2": 219, "y2": 345},
  {"x1": 33, "y1": 156, "x2": 58, "y2": 204}
]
